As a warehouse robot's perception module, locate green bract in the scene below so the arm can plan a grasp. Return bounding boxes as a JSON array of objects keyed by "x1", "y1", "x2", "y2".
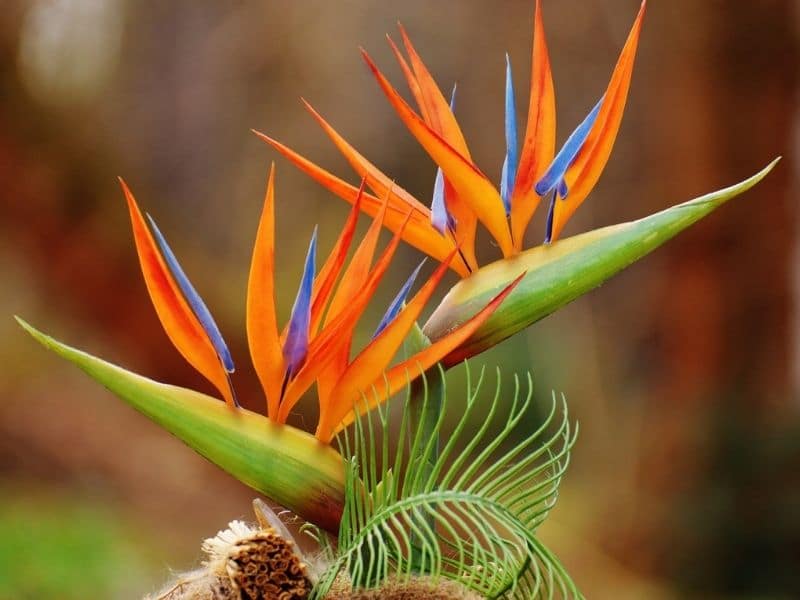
[
  {"x1": 424, "y1": 160, "x2": 779, "y2": 362},
  {"x1": 16, "y1": 318, "x2": 346, "y2": 533}
]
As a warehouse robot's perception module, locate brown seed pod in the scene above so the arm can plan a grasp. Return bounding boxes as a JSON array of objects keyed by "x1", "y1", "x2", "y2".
[
  {"x1": 150, "y1": 500, "x2": 314, "y2": 600},
  {"x1": 225, "y1": 530, "x2": 312, "y2": 599}
]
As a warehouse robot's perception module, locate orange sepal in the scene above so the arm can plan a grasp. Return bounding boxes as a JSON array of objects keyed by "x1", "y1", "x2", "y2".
[
  {"x1": 551, "y1": 0, "x2": 646, "y2": 242},
  {"x1": 361, "y1": 50, "x2": 513, "y2": 257},
  {"x1": 277, "y1": 212, "x2": 411, "y2": 422},
  {"x1": 510, "y1": 0, "x2": 556, "y2": 250},
  {"x1": 443, "y1": 180, "x2": 479, "y2": 271},
  {"x1": 386, "y1": 34, "x2": 429, "y2": 121},
  {"x1": 121, "y1": 179, "x2": 236, "y2": 407},
  {"x1": 320, "y1": 273, "x2": 525, "y2": 442},
  {"x1": 386, "y1": 33, "x2": 480, "y2": 271},
  {"x1": 309, "y1": 181, "x2": 364, "y2": 337},
  {"x1": 396, "y1": 25, "x2": 472, "y2": 159},
  {"x1": 303, "y1": 99, "x2": 479, "y2": 274},
  {"x1": 302, "y1": 100, "x2": 430, "y2": 216},
  {"x1": 317, "y1": 250, "x2": 456, "y2": 439},
  {"x1": 316, "y1": 196, "x2": 389, "y2": 399},
  {"x1": 245, "y1": 165, "x2": 285, "y2": 418},
  {"x1": 253, "y1": 130, "x2": 468, "y2": 276}
]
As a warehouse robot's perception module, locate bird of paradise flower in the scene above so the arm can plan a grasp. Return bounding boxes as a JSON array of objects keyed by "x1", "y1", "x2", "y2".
[
  {"x1": 120, "y1": 167, "x2": 516, "y2": 444},
  {"x1": 19, "y1": 0, "x2": 776, "y2": 536},
  {"x1": 255, "y1": 0, "x2": 775, "y2": 363},
  {"x1": 257, "y1": 0, "x2": 645, "y2": 274}
]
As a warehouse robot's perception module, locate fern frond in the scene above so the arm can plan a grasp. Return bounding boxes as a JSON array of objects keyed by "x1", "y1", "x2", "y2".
[{"x1": 313, "y1": 366, "x2": 581, "y2": 599}]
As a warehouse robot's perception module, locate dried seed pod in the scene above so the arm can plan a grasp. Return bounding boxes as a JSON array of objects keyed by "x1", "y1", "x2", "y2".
[
  {"x1": 225, "y1": 530, "x2": 312, "y2": 599},
  {"x1": 149, "y1": 500, "x2": 313, "y2": 600}
]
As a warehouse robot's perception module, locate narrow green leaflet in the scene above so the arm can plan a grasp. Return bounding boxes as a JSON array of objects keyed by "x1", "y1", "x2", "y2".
[
  {"x1": 16, "y1": 318, "x2": 346, "y2": 533},
  {"x1": 313, "y1": 366, "x2": 580, "y2": 599},
  {"x1": 424, "y1": 160, "x2": 779, "y2": 361}
]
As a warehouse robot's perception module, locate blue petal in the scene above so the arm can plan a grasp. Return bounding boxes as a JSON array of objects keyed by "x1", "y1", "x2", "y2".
[
  {"x1": 543, "y1": 191, "x2": 557, "y2": 245},
  {"x1": 500, "y1": 155, "x2": 511, "y2": 211},
  {"x1": 534, "y1": 95, "x2": 604, "y2": 197},
  {"x1": 283, "y1": 228, "x2": 317, "y2": 376},
  {"x1": 501, "y1": 53, "x2": 518, "y2": 214},
  {"x1": 430, "y1": 85, "x2": 459, "y2": 235},
  {"x1": 146, "y1": 215, "x2": 235, "y2": 373},
  {"x1": 558, "y1": 179, "x2": 569, "y2": 200},
  {"x1": 373, "y1": 260, "x2": 426, "y2": 339},
  {"x1": 430, "y1": 167, "x2": 448, "y2": 234}
]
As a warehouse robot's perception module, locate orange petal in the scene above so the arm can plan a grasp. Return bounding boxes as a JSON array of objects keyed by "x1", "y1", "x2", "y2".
[
  {"x1": 303, "y1": 99, "x2": 479, "y2": 274},
  {"x1": 253, "y1": 130, "x2": 468, "y2": 277},
  {"x1": 551, "y1": 0, "x2": 646, "y2": 242},
  {"x1": 121, "y1": 179, "x2": 235, "y2": 407},
  {"x1": 443, "y1": 179, "x2": 479, "y2": 272},
  {"x1": 387, "y1": 33, "x2": 480, "y2": 269},
  {"x1": 397, "y1": 25, "x2": 472, "y2": 159},
  {"x1": 246, "y1": 165, "x2": 285, "y2": 418},
  {"x1": 309, "y1": 181, "x2": 364, "y2": 337},
  {"x1": 317, "y1": 250, "x2": 456, "y2": 439},
  {"x1": 386, "y1": 34, "x2": 429, "y2": 121},
  {"x1": 326, "y1": 195, "x2": 387, "y2": 326},
  {"x1": 313, "y1": 196, "x2": 390, "y2": 409},
  {"x1": 510, "y1": 0, "x2": 556, "y2": 251},
  {"x1": 361, "y1": 50, "x2": 513, "y2": 257},
  {"x1": 277, "y1": 211, "x2": 411, "y2": 422},
  {"x1": 320, "y1": 273, "x2": 525, "y2": 442},
  {"x1": 302, "y1": 100, "x2": 430, "y2": 215}
]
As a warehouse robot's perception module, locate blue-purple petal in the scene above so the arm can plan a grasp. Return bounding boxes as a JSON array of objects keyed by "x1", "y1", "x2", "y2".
[
  {"x1": 373, "y1": 260, "x2": 426, "y2": 339},
  {"x1": 283, "y1": 228, "x2": 317, "y2": 376},
  {"x1": 430, "y1": 167, "x2": 448, "y2": 234},
  {"x1": 430, "y1": 85, "x2": 459, "y2": 235},
  {"x1": 534, "y1": 95, "x2": 604, "y2": 197},
  {"x1": 146, "y1": 214, "x2": 235, "y2": 373},
  {"x1": 543, "y1": 191, "x2": 557, "y2": 245},
  {"x1": 501, "y1": 53, "x2": 518, "y2": 214},
  {"x1": 558, "y1": 179, "x2": 569, "y2": 200},
  {"x1": 448, "y1": 82, "x2": 458, "y2": 112}
]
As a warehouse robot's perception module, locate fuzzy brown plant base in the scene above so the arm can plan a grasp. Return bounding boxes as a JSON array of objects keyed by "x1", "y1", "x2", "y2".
[
  {"x1": 325, "y1": 577, "x2": 482, "y2": 600},
  {"x1": 146, "y1": 501, "x2": 482, "y2": 600}
]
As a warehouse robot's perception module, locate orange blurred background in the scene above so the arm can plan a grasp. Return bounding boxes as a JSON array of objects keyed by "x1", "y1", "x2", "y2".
[{"x1": 1, "y1": 1, "x2": 798, "y2": 598}]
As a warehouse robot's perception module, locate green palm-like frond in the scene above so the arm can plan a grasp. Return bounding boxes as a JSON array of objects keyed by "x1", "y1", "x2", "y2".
[{"x1": 313, "y1": 366, "x2": 581, "y2": 599}]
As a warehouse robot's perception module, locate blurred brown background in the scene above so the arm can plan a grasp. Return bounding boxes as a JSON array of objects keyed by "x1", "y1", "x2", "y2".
[{"x1": 1, "y1": 0, "x2": 798, "y2": 598}]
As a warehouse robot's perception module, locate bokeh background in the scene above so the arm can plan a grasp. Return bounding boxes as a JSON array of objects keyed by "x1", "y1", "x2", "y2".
[{"x1": 1, "y1": 0, "x2": 798, "y2": 598}]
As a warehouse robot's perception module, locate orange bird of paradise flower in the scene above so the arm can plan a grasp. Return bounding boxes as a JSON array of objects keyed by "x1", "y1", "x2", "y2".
[
  {"x1": 120, "y1": 167, "x2": 518, "y2": 444},
  {"x1": 255, "y1": 0, "x2": 646, "y2": 276}
]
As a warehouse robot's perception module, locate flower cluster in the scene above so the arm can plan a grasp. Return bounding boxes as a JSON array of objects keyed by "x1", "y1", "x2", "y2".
[
  {"x1": 121, "y1": 168, "x2": 516, "y2": 443},
  {"x1": 257, "y1": 0, "x2": 645, "y2": 274}
]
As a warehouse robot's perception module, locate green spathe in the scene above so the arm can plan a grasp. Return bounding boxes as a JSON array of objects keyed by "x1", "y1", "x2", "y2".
[
  {"x1": 424, "y1": 160, "x2": 780, "y2": 362},
  {"x1": 16, "y1": 318, "x2": 346, "y2": 533}
]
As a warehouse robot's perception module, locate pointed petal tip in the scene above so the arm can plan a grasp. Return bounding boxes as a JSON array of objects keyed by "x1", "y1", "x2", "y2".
[
  {"x1": 373, "y1": 258, "x2": 426, "y2": 338},
  {"x1": 283, "y1": 228, "x2": 318, "y2": 375},
  {"x1": 252, "y1": 129, "x2": 274, "y2": 143},
  {"x1": 144, "y1": 214, "x2": 236, "y2": 374},
  {"x1": 118, "y1": 177, "x2": 136, "y2": 203}
]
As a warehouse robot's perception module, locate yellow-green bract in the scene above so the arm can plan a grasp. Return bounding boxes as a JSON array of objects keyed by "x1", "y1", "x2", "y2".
[
  {"x1": 424, "y1": 160, "x2": 779, "y2": 363},
  {"x1": 16, "y1": 318, "x2": 346, "y2": 533}
]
